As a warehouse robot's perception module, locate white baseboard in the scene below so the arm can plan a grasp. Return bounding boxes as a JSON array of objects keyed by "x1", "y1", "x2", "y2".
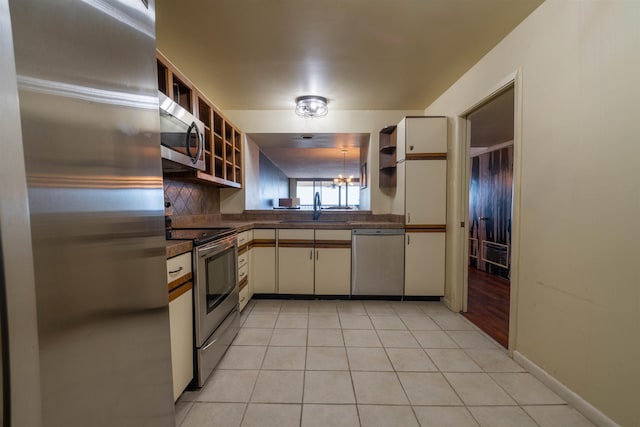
[
  {"x1": 441, "y1": 297, "x2": 453, "y2": 311},
  {"x1": 513, "y1": 351, "x2": 620, "y2": 427}
]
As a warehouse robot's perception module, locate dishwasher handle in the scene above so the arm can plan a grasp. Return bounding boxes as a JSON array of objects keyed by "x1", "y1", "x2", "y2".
[{"x1": 352, "y1": 229, "x2": 405, "y2": 236}]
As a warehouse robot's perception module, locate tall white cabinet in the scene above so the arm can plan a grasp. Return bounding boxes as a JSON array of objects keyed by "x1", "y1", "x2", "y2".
[{"x1": 395, "y1": 116, "x2": 447, "y2": 297}]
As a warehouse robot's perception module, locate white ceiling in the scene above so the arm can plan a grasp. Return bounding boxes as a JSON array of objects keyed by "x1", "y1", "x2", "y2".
[{"x1": 156, "y1": 0, "x2": 541, "y2": 178}]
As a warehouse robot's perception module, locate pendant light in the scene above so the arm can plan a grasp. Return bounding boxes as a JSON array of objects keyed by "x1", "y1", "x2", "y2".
[{"x1": 334, "y1": 150, "x2": 353, "y2": 186}]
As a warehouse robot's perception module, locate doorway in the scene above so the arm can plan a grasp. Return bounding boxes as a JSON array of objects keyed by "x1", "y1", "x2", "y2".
[{"x1": 463, "y1": 86, "x2": 514, "y2": 348}]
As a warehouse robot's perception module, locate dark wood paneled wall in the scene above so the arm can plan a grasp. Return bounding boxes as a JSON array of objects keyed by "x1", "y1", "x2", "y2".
[{"x1": 469, "y1": 146, "x2": 513, "y2": 279}]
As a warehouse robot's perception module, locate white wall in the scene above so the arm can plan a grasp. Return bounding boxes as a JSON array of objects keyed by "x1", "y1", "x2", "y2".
[
  {"x1": 224, "y1": 109, "x2": 421, "y2": 213},
  {"x1": 220, "y1": 134, "x2": 260, "y2": 212},
  {"x1": 425, "y1": 1, "x2": 640, "y2": 425}
]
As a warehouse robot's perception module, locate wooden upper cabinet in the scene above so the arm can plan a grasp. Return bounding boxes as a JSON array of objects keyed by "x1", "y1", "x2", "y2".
[
  {"x1": 156, "y1": 52, "x2": 194, "y2": 112},
  {"x1": 157, "y1": 50, "x2": 242, "y2": 188},
  {"x1": 403, "y1": 116, "x2": 447, "y2": 155}
]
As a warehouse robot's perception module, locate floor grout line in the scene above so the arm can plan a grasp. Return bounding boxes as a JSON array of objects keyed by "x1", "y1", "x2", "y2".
[{"x1": 178, "y1": 299, "x2": 595, "y2": 427}]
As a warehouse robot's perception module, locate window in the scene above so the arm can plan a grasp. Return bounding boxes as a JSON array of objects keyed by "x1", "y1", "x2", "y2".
[{"x1": 295, "y1": 180, "x2": 360, "y2": 209}]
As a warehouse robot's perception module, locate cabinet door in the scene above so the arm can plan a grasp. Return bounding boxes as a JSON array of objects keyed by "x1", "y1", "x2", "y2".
[
  {"x1": 277, "y1": 229, "x2": 314, "y2": 294},
  {"x1": 169, "y1": 287, "x2": 193, "y2": 401},
  {"x1": 251, "y1": 229, "x2": 276, "y2": 294},
  {"x1": 404, "y1": 233, "x2": 445, "y2": 296},
  {"x1": 405, "y1": 160, "x2": 447, "y2": 226},
  {"x1": 252, "y1": 246, "x2": 276, "y2": 293},
  {"x1": 405, "y1": 117, "x2": 447, "y2": 154},
  {"x1": 315, "y1": 247, "x2": 351, "y2": 295},
  {"x1": 278, "y1": 247, "x2": 314, "y2": 294}
]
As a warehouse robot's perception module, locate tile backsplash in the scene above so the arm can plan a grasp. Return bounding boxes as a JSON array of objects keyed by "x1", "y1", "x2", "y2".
[{"x1": 163, "y1": 178, "x2": 220, "y2": 216}]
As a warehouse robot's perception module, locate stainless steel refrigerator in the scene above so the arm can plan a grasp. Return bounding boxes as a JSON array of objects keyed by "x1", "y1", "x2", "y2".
[{"x1": 2, "y1": 0, "x2": 175, "y2": 426}]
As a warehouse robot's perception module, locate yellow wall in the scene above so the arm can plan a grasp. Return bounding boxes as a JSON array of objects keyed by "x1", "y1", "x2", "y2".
[{"x1": 425, "y1": 1, "x2": 640, "y2": 425}]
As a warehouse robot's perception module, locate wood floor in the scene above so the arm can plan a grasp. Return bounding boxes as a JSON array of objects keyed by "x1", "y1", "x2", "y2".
[{"x1": 463, "y1": 267, "x2": 510, "y2": 348}]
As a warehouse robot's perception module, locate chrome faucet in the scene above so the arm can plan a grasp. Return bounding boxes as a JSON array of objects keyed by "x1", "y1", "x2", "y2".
[{"x1": 313, "y1": 191, "x2": 321, "y2": 220}]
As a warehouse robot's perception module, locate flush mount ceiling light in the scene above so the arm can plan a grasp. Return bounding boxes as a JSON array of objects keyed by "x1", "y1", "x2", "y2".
[{"x1": 295, "y1": 95, "x2": 328, "y2": 118}]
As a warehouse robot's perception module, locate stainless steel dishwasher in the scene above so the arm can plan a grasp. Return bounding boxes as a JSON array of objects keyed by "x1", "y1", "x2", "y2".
[{"x1": 351, "y1": 229, "x2": 405, "y2": 296}]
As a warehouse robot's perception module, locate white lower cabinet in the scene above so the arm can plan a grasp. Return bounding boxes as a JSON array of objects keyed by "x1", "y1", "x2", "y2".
[
  {"x1": 251, "y1": 227, "x2": 353, "y2": 296},
  {"x1": 238, "y1": 230, "x2": 253, "y2": 311},
  {"x1": 315, "y1": 247, "x2": 350, "y2": 295},
  {"x1": 404, "y1": 232, "x2": 445, "y2": 296},
  {"x1": 251, "y1": 229, "x2": 277, "y2": 293},
  {"x1": 167, "y1": 252, "x2": 194, "y2": 401},
  {"x1": 278, "y1": 246, "x2": 315, "y2": 294},
  {"x1": 314, "y1": 229, "x2": 351, "y2": 295},
  {"x1": 169, "y1": 287, "x2": 193, "y2": 401},
  {"x1": 278, "y1": 229, "x2": 315, "y2": 294},
  {"x1": 239, "y1": 284, "x2": 249, "y2": 311}
]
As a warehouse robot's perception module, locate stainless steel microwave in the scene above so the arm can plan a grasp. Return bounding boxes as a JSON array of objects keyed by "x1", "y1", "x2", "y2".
[{"x1": 159, "y1": 91, "x2": 206, "y2": 171}]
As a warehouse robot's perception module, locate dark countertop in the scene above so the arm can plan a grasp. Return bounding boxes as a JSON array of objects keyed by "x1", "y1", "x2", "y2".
[
  {"x1": 166, "y1": 240, "x2": 193, "y2": 259},
  {"x1": 166, "y1": 213, "x2": 404, "y2": 256}
]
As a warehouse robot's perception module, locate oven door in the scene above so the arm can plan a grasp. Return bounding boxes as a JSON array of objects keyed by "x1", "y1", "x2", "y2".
[{"x1": 194, "y1": 235, "x2": 238, "y2": 347}]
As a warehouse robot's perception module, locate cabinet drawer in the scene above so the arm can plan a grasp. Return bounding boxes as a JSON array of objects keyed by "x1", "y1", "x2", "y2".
[
  {"x1": 167, "y1": 252, "x2": 192, "y2": 284},
  {"x1": 315, "y1": 229, "x2": 351, "y2": 241},
  {"x1": 253, "y1": 229, "x2": 275, "y2": 240},
  {"x1": 238, "y1": 251, "x2": 248, "y2": 269},
  {"x1": 239, "y1": 285, "x2": 249, "y2": 311},
  {"x1": 278, "y1": 228, "x2": 314, "y2": 240},
  {"x1": 238, "y1": 230, "x2": 252, "y2": 246},
  {"x1": 238, "y1": 264, "x2": 249, "y2": 283}
]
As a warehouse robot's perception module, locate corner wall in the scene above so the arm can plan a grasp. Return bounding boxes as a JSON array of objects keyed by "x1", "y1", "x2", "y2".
[{"x1": 425, "y1": 1, "x2": 640, "y2": 425}]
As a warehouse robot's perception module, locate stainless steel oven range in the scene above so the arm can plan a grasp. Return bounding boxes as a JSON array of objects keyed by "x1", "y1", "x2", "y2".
[{"x1": 168, "y1": 228, "x2": 240, "y2": 387}]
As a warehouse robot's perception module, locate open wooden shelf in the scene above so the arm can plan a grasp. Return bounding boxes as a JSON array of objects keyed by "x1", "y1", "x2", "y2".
[
  {"x1": 157, "y1": 50, "x2": 243, "y2": 188},
  {"x1": 379, "y1": 125, "x2": 397, "y2": 188}
]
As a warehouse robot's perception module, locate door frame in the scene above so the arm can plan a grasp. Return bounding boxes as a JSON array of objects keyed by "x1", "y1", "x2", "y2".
[{"x1": 456, "y1": 69, "x2": 523, "y2": 354}]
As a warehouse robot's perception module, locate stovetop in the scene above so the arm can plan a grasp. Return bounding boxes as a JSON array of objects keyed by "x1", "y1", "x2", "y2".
[{"x1": 167, "y1": 228, "x2": 236, "y2": 246}]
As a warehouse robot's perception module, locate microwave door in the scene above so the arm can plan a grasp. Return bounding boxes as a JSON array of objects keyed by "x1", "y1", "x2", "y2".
[{"x1": 159, "y1": 110, "x2": 206, "y2": 171}]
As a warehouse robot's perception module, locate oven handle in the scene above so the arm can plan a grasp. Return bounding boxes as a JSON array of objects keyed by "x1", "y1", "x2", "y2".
[
  {"x1": 201, "y1": 337, "x2": 217, "y2": 352},
  {"x1": 197, "y1": 235, "x2": 237, "y2": 258}
]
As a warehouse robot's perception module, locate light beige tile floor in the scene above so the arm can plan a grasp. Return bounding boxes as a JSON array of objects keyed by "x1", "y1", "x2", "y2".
[{"x1": 177, "y1": 299, "x2": 596, "y2": 427}]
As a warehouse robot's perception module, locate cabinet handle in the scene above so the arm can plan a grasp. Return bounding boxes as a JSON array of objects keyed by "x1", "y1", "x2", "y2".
[
  {"x1": 168, "y1": 266, "x2": 183, "y2": 274},
  {"x1": 239, "y1": 271, "x2": 246, "y2": 278},
  {"x1": 407, "y1": 213, "x2": 411, "y2": 223},
  {"x1": 240, "y1": 296, "x2": 246, "y2": 303},
  {"x1": 310, "y1": 250, "x2": 313, "y2": 260},
  {"x1": 407, "y1": 235, "x2": 410, "y2": 245},
  {"x1": 410, "y1": 145, "x2": 414, "y2": 151},
  {"x1": 316, "y1": 250, "x2": 319, "y2": 261}
]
